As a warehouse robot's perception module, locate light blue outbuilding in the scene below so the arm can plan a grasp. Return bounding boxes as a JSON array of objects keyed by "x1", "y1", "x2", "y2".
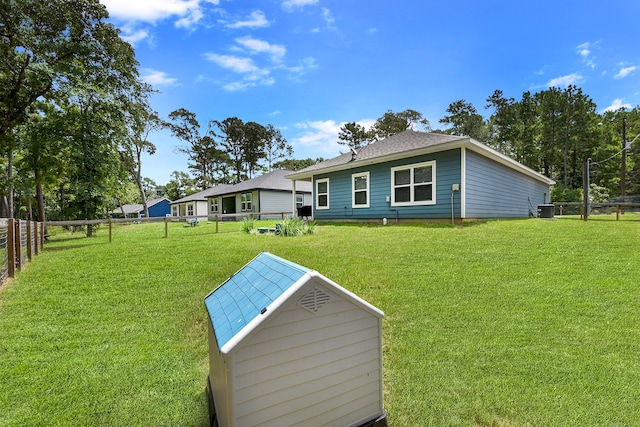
[{"x1": 204, "y1": 252, "x2": 386, "y2": 427}]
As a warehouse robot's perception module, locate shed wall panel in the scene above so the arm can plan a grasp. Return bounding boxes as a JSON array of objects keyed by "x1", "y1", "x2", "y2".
[
  {"x1": 465, "y1": 149, "x2": 550, "y2": 218},
  {"x1": 230, "y1": 286, "x2": 382, "y2": 427}
]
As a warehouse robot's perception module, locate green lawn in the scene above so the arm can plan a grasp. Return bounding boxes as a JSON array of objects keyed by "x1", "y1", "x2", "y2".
[{"x1": 1, "y1": 217, "x2": 639, "y2": 426}]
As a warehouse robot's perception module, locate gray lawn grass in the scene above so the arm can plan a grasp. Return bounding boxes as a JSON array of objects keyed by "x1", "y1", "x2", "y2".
[{"x1": 1, "y1": 217, "x2": 639, "y2": 426}]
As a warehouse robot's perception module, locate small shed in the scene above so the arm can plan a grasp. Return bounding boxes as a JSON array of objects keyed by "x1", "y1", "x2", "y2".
[{"x1": 204, "y1": 252, "x2": 386, "y2": 427}]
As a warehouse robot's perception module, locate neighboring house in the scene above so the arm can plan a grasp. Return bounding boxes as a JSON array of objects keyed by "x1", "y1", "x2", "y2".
[
  {"x1": 170, "y1": 185, "x2": 234, "y2": 220},
  {"x1": 206, "y1": 169, "x2": 312, "y2": 220},
  {"x1": 110, "y1": 197, "x2": 171, "y2": 218},
  {"x1": 286, "y1": 130, "x2": 555, "y2": 221},
  {"x1": 204, "y1": 252, "x2": 386, "y2": 427}
]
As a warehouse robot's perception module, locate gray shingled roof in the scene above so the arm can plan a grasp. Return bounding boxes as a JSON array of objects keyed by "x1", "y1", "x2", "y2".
[
  {"x1": 286, "y1": 131, "x2": 465, "y2": 179},
  {"x1": 286, "y1": 130, "x2": 554, "y2": 185},
  {"x1": 171, "y1": 170, "x2": 311, "y2": 204},
  {"x1": 171, "y1": 184, "x2": 234, "y2": 204}
]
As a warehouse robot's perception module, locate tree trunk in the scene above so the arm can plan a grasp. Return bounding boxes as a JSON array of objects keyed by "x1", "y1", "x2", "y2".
[
  {"x1": 35, "y1": 170, "x2": 48, "y2": 236},
  {"x1": 7, "y1": 148, "x2": 14, "y2": 218}
]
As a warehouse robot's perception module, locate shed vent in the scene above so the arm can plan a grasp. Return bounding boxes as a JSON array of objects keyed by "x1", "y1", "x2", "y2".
[{"x1": 297, "y1": 286, "x2": 331, "y2": 313}]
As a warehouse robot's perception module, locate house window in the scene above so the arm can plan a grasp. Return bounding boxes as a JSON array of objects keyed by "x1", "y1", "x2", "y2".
[
  {"x1": 187, "y1": 203, "x2": 195, "y2": 216},
  {"x1": 316, "y1": 178, "x2": 329, "y2": 210},
  {"x1": 210, "y1": 198, "x2": 219, "y2": 214},
  {"x1": 352, "y1": 172, "x2": 370, "y2": 208},
  {"x1": 241, "y1": 193, "x2": 252, "y2": 212},
  {"x1": 172, "y1": 205, "x2": 178, "y2": 217},
  {"x1": 296, "y1": 194, "x2": 304, "y2": 208},
  {"x1": 391, "y1": 161, "x2": 436, "y2": 206}
]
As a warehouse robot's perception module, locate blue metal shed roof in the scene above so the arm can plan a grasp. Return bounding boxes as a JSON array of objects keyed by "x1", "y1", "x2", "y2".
[{"x1": 204, "y1": 252, "x2": 310, "y2": 350}]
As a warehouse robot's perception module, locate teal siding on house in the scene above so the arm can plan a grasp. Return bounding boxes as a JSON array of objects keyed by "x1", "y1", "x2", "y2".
[
  {"x1": 465, "y1": 149, "x2": 550, "y2": 218},
  {"x1": 314, "y1": 149, "x2": 462, "y2": 220}
]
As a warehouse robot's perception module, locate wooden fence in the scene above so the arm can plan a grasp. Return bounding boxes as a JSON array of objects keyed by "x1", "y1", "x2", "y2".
[
  {"x1": 46, "y1": 211, "x2": 295, "y2": 242},
  {"x1": 553, "y1": 202, "x2": 640, "y2": 220},
  {"x1": 0, "y1": 219, "x2": 45, "y2": 287}
]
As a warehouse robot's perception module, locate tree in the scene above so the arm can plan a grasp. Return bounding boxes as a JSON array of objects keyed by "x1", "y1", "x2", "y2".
[
  {"x1": 165, "y1": 171, "x2": 196, "y2": 201},
  {"x1": 439, "y1": 100, "x2": 486, "y2": 140},
  {"x1": 273, "y1": 157, "x2": 324, "y2": 171},
  {"x1": 370, "y1": 109, "x2": 430, "y2": 140},
  {"x1": 338, "y1": 122, "x2": 371, "y2": 150},
  {"x1": 263, "y1": 124, "x2": 293, "y2": 171},
  {"x1": 166, "y1": 109, "x2": 230, "y2": 188},
  {"x1": 119, "y1": 82, "x2": 160, "y2": 218},
  {"x1": 0, "y1": 0, "x2": 138, "y2": 218}
]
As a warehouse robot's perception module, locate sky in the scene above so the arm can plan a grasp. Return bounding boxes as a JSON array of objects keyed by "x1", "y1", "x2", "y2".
[{"x1": 99, "y1": 0, "x2": 640, "y2": 186}]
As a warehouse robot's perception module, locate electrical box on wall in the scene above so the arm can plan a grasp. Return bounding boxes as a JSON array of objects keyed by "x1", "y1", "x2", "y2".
[{"x1": 452, "y1": 184, "x2": 460, "y2": 192}]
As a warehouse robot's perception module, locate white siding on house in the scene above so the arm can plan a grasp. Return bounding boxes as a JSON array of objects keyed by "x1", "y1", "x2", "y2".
[
  {"x1": 230, "y1": 282, "x2": 383, "y2": 427},
  {"x1": 258, "y1": 190, "x2": 294, "y2": 219}
]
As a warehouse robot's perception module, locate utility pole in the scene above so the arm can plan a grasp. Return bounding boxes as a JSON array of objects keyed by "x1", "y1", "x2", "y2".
[{"x1": 622, "y1": 117, "x2": 627, "y2": 199}]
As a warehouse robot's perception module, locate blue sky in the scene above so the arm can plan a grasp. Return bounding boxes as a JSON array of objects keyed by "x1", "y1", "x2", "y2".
[{"x1": 100, "y1": 0, "x2": 640, "y2": 185}]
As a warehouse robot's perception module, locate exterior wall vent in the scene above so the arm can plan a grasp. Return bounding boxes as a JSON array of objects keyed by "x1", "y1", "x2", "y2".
[{"x1": 297, "y1": 286, "x2": 331, "y2": 313}]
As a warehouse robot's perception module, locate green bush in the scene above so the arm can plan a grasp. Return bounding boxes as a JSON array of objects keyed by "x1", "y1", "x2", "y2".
[
  {"x1": 241, "y1": 217, "x2": 255, "y2": 234},
  {"x1": 278, "y1": 218, "x2": 315, "y2": 236}
]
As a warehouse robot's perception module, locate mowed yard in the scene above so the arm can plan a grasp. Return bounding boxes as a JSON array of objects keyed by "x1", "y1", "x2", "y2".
[{"x1": 1, "y1": 217, "x2": 639, "y2": 426}]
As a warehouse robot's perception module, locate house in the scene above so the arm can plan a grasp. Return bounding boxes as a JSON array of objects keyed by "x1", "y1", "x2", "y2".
[
  {"x1": 110, "y1": 197, "x2": 171, "y2": 218},
  {"x1": 286, "y1": 130, "x2": 555, "y2": 221},
  {"x1": 204, "y1": 252, "x2": 386, "y2": 427},
  {"x1": 169, "y1": 185, "x2": 233, "y2": 220},
  {"x1": 206, "y1": 169, "x2": 312, "y2": 220}
]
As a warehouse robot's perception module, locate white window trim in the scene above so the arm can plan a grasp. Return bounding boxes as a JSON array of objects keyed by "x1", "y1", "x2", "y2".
[
  {"x1": 186, "y1": 203, "x2": 195, "y2": 216},
  {"x1": 391, "y1": 161, "x2": 436, "y2": 206},
  {"x1": 296, "y1": 194, "x2": 304, "y2": 208},
  {"x1": 172, "y1": 205, "x2": 178, "y2": 216},
  {"x1": 241, "y1": 193, "x2": 253, "y2": 212},
  {"x1": 352, "y1": 171, "x2": 370, "y2": 208},
  {"x1": 316, "y1": 178, "x2": 330, "y2": 210},
  {"x1": 210, "y1": 197, "x2": 219, "y2": 214}
]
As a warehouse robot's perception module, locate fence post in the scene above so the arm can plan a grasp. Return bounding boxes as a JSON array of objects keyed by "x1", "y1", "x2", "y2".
[
  {"x1": 26, "y1": 221, "x2": 32, "y2": 261},
  {"x1": 8, "y1": 219, "x2": 15, "y2": 278},
  {"x1": 215, "y1": 215, "x2": 219, "y2": 234},
  {"x1": 15, "y1": 220, "x2": 23, "y2": 271},
  {"x1": 108, "y1": 219, "x2": 113, "y2": 243},
  {"x1": 164, "y1": 216, "x2": 168, "y2": 238},
  {"x1": 616, "y1": 205, "x2": 620, "y2": 221}
]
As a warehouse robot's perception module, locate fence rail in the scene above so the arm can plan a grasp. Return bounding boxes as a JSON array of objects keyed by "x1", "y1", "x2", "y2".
[
  {"x1": 45, "y1": 211, "x2": 296, "y2": 242},
  {"x1": 0, "y1": 219, "x2": 45, "y2": 288}
]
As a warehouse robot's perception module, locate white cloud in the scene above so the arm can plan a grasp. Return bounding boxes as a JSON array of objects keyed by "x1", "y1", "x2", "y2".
[
  {"x1": 204, "y1": 53, "x2": 275, "y2": 91},
  {"x1": 291, "y1": 119, "x2": 376, "y2": 155},
  {"x1": 204, "y1": 53, "x2": 261, "y2": 74},
  {"x1": 141, "y1": 69, "x2": 178, "y2": 86},
  {"x1": 576, "y1": 41, "x2": 596, "y2": 69},
  {"x1": 602, "y1": 98, "x2": 632, "y2": 113},
  {"x1": 321, "y1": 8, "x2": 336, "y2": 30},
  {"x1": 615, "y1": 65, "x2": 637, "y2": 79},
  {"x1": 225, "y1": 10, "x2": 270, "y2": 29},
  {"x1": 101, "y1": 0, "x2": 217, "y2": 24},
  {"x1": 235, "y1": 36, "x2": 286, "y2": 62},
  {"x1": 282, "y1": 0, "x2": 318, "y2": 11},
  {"x1": 546, "y1": 73, "x2": 583, "y2": 88},
  {"x1": 120, "y1": 28, "x2": 150, "y2": 45}
]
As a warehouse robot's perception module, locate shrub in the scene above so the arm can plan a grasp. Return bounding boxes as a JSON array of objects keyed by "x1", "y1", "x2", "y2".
[
  {"x1": 278, "y1": 218, "x2": 315, "y2": 236},
  {"x1": 241, "y1": 217, "x2": 255, "y2": 234}
]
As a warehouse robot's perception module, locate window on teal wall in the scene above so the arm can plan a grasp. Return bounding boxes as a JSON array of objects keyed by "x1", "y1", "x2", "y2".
[
  {"x1": 391, "y1": 161, "x2": 436, "y2": 206},
  {"x1": 316, "y1": 178, "x2": 329, "y2": 209},
  {"x1": 352, "y1": 172, "x2": 370, "y2": 208}
]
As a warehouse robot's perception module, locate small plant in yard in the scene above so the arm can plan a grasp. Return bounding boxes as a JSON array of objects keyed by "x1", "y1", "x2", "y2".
[
  {"x1": 241, "y1": 216, "x2": 255, "y2": 233},
  {"x1": 278, "y1": 218, "x2": 315, "y2": 236}
]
